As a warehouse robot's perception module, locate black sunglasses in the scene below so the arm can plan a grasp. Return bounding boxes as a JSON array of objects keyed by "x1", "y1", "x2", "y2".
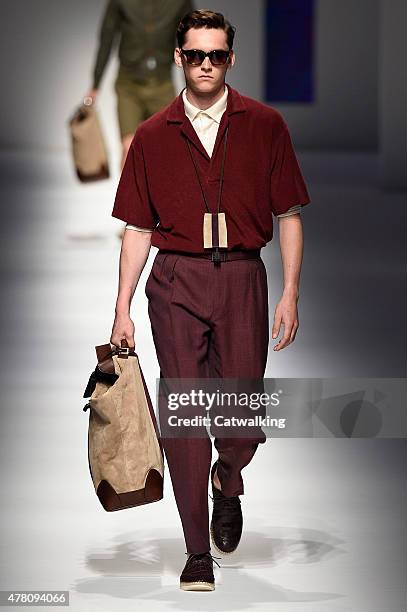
[{"x1": 180, "y1": 48, "x2": 231, "y2": 66}]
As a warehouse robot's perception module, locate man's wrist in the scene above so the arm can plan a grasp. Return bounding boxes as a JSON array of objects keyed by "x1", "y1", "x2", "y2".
[
  {"x1": 283, "y1": 285, "x2": 300, "y2": 300},
  {"x1": 115, "y1": 299, "x2": 131, "y2": 316}
]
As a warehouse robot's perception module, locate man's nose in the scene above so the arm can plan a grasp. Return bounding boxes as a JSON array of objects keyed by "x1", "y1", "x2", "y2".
[{"x1": 201, "y1": 56, "x2": 212, "y2": 70}]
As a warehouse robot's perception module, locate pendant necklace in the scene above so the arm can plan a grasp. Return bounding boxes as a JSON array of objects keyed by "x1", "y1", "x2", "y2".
[{"x1": 185, "y1": 124, "x2": 229, "y2": 265}]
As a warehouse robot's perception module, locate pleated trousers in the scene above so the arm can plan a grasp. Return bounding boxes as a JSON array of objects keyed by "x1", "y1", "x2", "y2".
[{"x1": 145, "y1": 249, "x2": 269, "y2": 553}]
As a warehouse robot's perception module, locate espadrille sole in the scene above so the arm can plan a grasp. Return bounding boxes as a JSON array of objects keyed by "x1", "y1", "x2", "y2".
[{"x1": 180, "y1": 580, "x2": 215, "y2": 591}]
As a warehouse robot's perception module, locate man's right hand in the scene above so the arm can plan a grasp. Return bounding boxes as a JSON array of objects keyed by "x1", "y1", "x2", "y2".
[{"x1": 110, "y1": 313, "x2": 135, "y2": 349}]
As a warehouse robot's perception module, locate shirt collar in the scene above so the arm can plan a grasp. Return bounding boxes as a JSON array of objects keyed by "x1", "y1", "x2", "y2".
[
  {"x1": 182, "y1": 85, "x2": 228, "y2": 124},
  {"x1": 166, "y1": 83, "x2": 246, "y2": 123}
]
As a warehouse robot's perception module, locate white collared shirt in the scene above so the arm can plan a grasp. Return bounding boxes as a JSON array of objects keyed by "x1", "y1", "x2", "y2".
[
  {"x1": 182, "y1": 85, "x2": 228, "y2": 158},
  {"x1": 126, "y1": 86, "x2": 300, "y2": 232}
]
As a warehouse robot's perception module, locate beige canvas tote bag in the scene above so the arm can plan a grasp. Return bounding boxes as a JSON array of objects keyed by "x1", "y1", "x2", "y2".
[
  {"x1": 68, "y1": 97, "x2": 110, "y2": 182},
  {"x1": 83, "y1": 341, "x2": 164, "y2": 511}
]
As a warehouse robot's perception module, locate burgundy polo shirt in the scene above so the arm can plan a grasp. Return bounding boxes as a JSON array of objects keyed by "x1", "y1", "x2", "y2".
[{"x1": 112, "y1": 83, "x2": 311, "y2": 253}]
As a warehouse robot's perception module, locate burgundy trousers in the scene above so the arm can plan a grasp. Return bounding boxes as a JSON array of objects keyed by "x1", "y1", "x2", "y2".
[{"x1": 145, "y1": 249, "x2": 269, "y2": 554}]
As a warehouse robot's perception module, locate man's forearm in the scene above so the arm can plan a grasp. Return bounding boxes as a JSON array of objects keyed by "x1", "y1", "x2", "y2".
[
  {"x1": 115, "y1": 229, "x2": 152, "y2": 315},
  {"x1": 278, "y1": 214, "x2": 304, "y2": 299}
]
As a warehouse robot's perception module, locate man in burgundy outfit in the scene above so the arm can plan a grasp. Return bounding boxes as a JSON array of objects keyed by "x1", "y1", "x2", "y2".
[{"x1": 110, "y1": 9, "x2": 311, "y2": 592}]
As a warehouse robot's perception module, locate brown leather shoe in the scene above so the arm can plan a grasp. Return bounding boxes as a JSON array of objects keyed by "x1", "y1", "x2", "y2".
[
  {"x1": 210, "y1": 460, "x2": 243, "y2": 554},
  {"x1": 179, "y1": 552, "x2": 221, "y2": 591}
]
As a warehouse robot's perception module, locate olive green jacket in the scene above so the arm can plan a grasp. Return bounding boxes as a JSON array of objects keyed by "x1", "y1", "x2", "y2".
[{"x1": 92, "y1": 0, "x2": 194, "y2": 88}]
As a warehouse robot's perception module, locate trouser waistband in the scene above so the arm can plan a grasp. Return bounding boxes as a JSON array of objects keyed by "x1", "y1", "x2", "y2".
[{"x1": 158, "y1": 249, "x2": 261, "y2": 262}]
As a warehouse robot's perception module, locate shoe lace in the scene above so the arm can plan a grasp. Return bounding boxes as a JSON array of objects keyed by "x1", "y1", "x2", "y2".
[
  {"x1": 210, "y1": 491, "x2": 241, "y2": 503},
  {"x1": 209, "y1": 492, "x2": 241, "y2": 511},
  {"x1": 185, "y1": 551, "x2": 222, "y2": 569}
]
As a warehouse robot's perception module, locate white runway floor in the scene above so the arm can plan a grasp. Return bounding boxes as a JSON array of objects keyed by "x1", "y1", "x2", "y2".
[{"x1": 0, "y1": 149, "x2": 406, "y2": 611}]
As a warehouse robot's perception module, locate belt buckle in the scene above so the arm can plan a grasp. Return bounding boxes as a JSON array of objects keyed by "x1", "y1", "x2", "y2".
[{"x1": 211, "y1": 249, "x2": 228, "y2": 263}]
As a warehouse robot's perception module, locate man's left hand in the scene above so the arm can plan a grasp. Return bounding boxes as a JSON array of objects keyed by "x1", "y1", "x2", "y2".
[{"x1": 271, "y1": 289, "x2": 299, "y2": 351}]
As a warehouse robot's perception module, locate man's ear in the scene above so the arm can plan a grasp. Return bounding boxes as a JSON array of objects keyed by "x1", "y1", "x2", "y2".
[
  {"x1": 174, "y1": 47, "x2": 183, "y2": 68},
  {"x1": 227, "y1": 51, "x2": 235, "y2": 70}
]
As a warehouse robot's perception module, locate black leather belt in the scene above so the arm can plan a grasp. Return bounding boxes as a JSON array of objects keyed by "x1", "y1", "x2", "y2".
[{"x1": 158, "y1": 249, "x2": 261, "y2": 262}]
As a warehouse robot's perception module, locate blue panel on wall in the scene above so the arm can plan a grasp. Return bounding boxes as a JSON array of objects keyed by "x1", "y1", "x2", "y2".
[{"x1": 265, "y1": 0, "x2": 315, "y2": 103}]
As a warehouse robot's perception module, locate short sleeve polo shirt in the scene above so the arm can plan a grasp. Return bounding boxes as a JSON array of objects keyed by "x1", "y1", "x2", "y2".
[{"x1": 112, "y1": 83, "x2": 311, "y2": 253}]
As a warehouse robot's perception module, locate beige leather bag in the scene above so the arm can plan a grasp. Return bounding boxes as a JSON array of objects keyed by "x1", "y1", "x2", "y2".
[
  {"x1": 68, "y1": 97, "x2": 110, "y2": 182},
  {"x1": 83, "y1": 341, "x2": 164, "y2": 511}
]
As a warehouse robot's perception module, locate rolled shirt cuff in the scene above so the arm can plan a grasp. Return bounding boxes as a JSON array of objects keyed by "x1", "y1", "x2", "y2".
[
  {"x1": 276, "y1": 204, "x2": 302, "y2": 218},
  {"x1": 125, "y1": 223, "x2": 154, "y2": 232}
]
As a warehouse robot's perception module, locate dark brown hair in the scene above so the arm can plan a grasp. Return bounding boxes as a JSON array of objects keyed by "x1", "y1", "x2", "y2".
[{"x1": 176, "y1": 9, "x2": 236, "y2": 50}]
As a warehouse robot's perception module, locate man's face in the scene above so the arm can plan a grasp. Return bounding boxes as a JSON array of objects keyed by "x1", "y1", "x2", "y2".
[{"x1": 174, "y1": 27, "x2": 235, "y2": 94}]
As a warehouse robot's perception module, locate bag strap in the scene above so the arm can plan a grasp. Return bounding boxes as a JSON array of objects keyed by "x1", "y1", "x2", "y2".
[
  {"x1": 94, "y1": 339, "x2": 136, "y2": 375},
  {"x1": 83, "y1": 340, "x2": 135, "y2": 402},
  {"x1": 114, "y1": 338, "x2": 137, "y2": 360}
]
